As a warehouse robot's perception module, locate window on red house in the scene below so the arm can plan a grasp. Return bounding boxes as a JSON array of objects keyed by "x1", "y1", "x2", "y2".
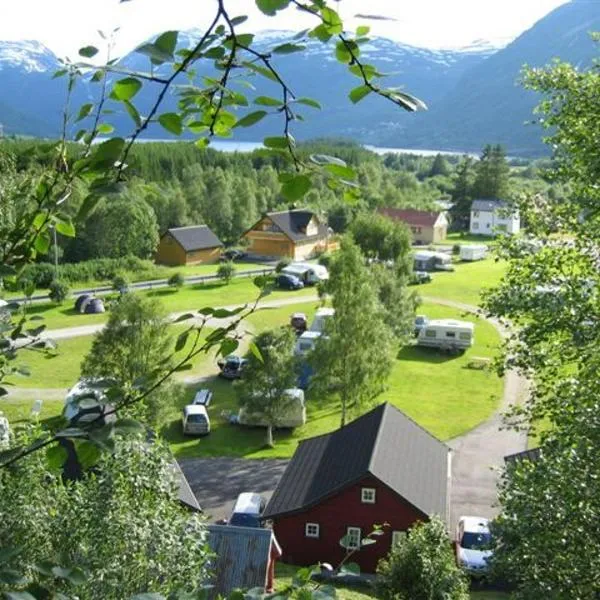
[{"x1": 305, "y1": 523, "x2": 320, "y2": 538}]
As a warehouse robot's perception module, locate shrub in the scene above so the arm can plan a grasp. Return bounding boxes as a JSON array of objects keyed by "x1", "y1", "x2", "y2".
[
  {"x1": 112, "y1": 273, "x2": 129, "y2": 292},
  {"x1": 452, "y1": 243, "x2": 461, "y2": 255},
  {"x1": 317, "y1": 253, "x2": 332, "y2": 268},
  {"x1": 168, "y1": 272, "x2": 185, "y2": 288},
  {"x1": 217, "y1": 262, "x2": 236, "y2": 284},
  {"x1": 48, "y1": 280, "x2": 69, "y2": 304},
  {"x1": 375, "y1": 517, "x2": 469, "y2": 600},
  {"x1": 275, "y1": 258, "x2": 291, "y2": 273}
]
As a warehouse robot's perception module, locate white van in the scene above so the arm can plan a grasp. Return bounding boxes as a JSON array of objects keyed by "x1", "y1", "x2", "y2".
[
  {"x1": 238, "y1": 388, "x2": 306, "y2": 429},
  {"x1": 282, "y1": 263, "x2": 329, "y2": 285},
  {"x1": 417, "y1": 319, "x2": 475, "y2": 351},
  {"x1": 309, "y1": 307, "x2": 335, "y2": 333},
  {"x1": 295, "y1": 331, "x2": 322, "y2": 355},
  {"x1": 229, "y1": 492, "x2": 266, "y2": 528},
  {"x1": 295, "y1": 262, "x2": 329, "y2": 282},
  {"x1": 182, "y1": 404, "x2": 211, "y2": 436}
]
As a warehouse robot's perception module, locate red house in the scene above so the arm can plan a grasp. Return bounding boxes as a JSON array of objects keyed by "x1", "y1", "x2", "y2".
[{"x1": 263, "y1": 403, "x2": 451, "y2": 573}]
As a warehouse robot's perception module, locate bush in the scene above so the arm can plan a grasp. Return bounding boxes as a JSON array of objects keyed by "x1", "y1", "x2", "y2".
[
  {"x1": 48, "y1": 280, "x2": 69, "y2": 304},
  {"x1": 112, "y1": 273, "x2": 129, "y2": 292},
  {"x1": 168, "y1": 272, "x2": 185, "y2": 288},
  {"x1": 217, "y1": 262, "x2": 236, "y2": 284},
  {"x1": 275, "y1": 258, "x2": 291, "y2": 273},
  {"x1": 452, "y1": 244, "x2": 461, "y2": 255},
  {"x1": 375, "y1": 517, "x2": 469, "y2": 600},
  {"x1": 317, "y1": 253, "x2": 332, "y2": 268}
]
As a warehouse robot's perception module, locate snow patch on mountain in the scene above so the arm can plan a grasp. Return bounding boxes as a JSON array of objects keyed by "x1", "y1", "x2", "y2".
[{"x1": 0, "y1": 40, "x2": 58, "y2": 72}]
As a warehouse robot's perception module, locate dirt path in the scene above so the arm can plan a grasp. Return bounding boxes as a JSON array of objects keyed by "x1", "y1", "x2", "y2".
[{"x1": 423, "y1": 295, "x2": 529, "y2": 528}]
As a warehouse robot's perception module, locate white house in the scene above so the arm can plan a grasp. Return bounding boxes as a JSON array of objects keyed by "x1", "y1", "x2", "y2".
[{"x1": 469, "y1": 199, "x2": 520, "y2": 235}]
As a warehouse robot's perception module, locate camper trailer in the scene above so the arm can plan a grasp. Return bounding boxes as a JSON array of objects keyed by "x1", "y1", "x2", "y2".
[
  {"x1": 295, "y1": 331, "x2": 322, "y2": 355},
  {"x1": 413, "y1": 250, "x2": 454, "y2": 272},
  {"x1": 460, "y1": 245, "x2": 488, "y2": 262},
  {"x1": 282, "y1": 263, "x2": 329, "y2": 285},
  {"x1": 309, "y1": 307, "x2": 335, "y2": 333},
  {"x1": 417, "y1": 319, "x2": 474, "y2": 351},
  {"x1": 238, "y1": 388, "x2": 306, "y2": 429}
]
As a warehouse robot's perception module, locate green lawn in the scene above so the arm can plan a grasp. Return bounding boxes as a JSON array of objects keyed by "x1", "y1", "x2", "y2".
[
  {"x1": 0, "y1": 397, "x2": 63, "y2": 425},
  {"x1": 436, "y1": 232, "x2": 496, "y2": 246},
  {"x1": 166, "y1": 302, "x2": 502, "y2": 459},
  {"x1": 419, "y1": 258, "x2": 506, "y2": 306},
  {"x1": 21, "y1": 278, "x2": 315, "y2": 331}
]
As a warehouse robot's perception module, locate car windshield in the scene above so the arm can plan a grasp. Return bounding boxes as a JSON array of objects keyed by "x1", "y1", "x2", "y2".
[
  {"x1": 187, "y1": 414, "x2": 206, "y2": 424},
  {"x1": 461, "y1": 531, "x2": 491, "y2": 550},
  {"x1": 415, "y1": 317, "x2": 426, "y2": 324},
  {"x1": 230, "y1": 513, "x2": 260, "y2": 527}
]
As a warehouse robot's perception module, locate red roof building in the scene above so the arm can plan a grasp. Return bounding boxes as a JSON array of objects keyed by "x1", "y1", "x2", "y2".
[{"x1": 378, "y1": 207, "x2": 448, "y2": 244}]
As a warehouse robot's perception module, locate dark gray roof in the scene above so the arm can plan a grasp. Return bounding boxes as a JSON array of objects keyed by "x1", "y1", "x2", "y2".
[
  {"x1": 173, "y1": 460, "x2": 202, "y2": 512},
  {"x1": 206, "y1": 525, "x2": 273, "y2": 597},
  {"x1": 266, "y1": 210, "x2": 328, "y2": 242},
  {"x1": 471, "y1": 199, "x2": 508, "y2": 212},
  {"x1": 164, "y1": 225, "x2": 223, "y2": 252},
  {"x1": 263, "y1": 403, "x2": 449, "y2": 519},
  {"x1": 504, "y1": 447, "x2": 541, "y2": 466}
]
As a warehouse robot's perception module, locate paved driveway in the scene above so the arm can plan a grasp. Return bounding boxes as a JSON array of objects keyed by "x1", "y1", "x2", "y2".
[{"x1": 178, "y1": 457, "x2": 289, "y2": 523}]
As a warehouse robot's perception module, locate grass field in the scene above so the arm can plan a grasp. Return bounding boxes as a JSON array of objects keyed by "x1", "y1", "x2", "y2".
[
  {"x1": 419, "y1": 258, "x2": 506, "y2": 306},
  {"x1": 166, "y1": 301, "x2": 502, "y2": 459},
  {"x1": 20, "y1": 278, "x2": 315, "y2": 331},
  {"x1": 436, "y1": 232, "x2": 496, "y2": 246}
]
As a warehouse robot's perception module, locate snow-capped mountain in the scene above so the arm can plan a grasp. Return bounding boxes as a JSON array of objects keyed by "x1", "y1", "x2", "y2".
[{"x1": 0, "y1": 40, "x2": 60, "y2": 72}]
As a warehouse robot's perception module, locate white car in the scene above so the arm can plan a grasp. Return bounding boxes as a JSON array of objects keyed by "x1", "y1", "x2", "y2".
[{"x1": 456, "y1": 516, "x2": 492, "y2": 575}]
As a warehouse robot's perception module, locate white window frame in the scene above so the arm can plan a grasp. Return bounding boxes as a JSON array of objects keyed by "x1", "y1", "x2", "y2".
[
  {"x1": 392, "y1": 531, "x2": 406, "y2": 547},
  {"x1": 361, "y1": 488, "x2": 376, "y2": 504},
  {"x1": 472, "y1": 222, "x2": 479, "y2": 230},
  {"x1": 305, "y1": 523, "x2": 320, "y2": 538},
  {"x1": 346, "y1": 527, "x2": 361, "y2": 550}
]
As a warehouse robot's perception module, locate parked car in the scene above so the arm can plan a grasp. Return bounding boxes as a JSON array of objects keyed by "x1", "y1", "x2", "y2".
[
  {"x1": 414, "y1": 315, "x2": 429, "y2": 337},
  {"x1": 276, "y1": 274, "x2": 304, "y2": 290},
  {"x1": 218, "y1": 355, "x2": 248, "y2": 380},
  {"x1": 229, "y1": 492, "x2": 266, "y2": 528},
  {"x1": 410, "y1": 271, "x2": 432, "y2": 285},
  {"x1": 290, "y1": 312, "x2": 308, "y2": 335},
  {"x1": 182, "y1": 404, "x2": 211, "y2": 436},
  {"x1": 220, "y1": 249, "x2": 247, "y2": 262},
  {"x1": 192, "y1": 388, "x2": 213, "y2": 407},
  {"x1": 456, "y1": 516, "x2": 493, "y2": 576}
]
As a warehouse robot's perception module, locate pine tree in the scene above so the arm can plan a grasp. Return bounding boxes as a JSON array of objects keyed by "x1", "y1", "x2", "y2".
[
  {"x1": 473, "y1": 144, "x2": 510, "y2": 199},
  {"x1": 429, "y1": 153, "x2": 450, "y2": 177},
  {"x1": 449, "y1": 157, "x2": 475, "y2": 231}
]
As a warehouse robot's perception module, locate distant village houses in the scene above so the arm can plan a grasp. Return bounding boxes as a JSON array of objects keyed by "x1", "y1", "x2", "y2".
[
  {"x1": 155, "y1": 225, "x2": 223, "y2": 266},
  {"x1": 469, "y1": 199, "x2": 520, "y2": 235},
  {"x1": 378, "y1": 207, "x2": 448, "y2": 244}
]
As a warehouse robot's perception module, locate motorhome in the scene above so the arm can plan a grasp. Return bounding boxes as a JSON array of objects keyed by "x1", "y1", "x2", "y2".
[
  {"x1": 182, "y1": 404, "x2": 211, "y2": 436},
  {"x1": 417, "y1": 319, "x2": 475, "y2": 351},
  {"x1": 309, "y1": 307, "x2": 335, "y2": 333},
  {"x1": 460, "y1": 245, "x2": 488, "y2": 262},
  {"x1": 238, "y1": 388, "x2": 306, "y2": 429}
]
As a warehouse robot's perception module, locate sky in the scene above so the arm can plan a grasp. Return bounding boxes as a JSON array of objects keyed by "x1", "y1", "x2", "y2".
[{"x1": 0, "y1": 0, "x2": 569, "y2": 58}]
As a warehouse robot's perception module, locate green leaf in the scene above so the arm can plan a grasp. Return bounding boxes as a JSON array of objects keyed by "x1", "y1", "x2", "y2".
[
  {"x1": 174, "y1": 313, "x2": 194, "y2": 323},
  {"x1": 335, "y1": 41, "x2": 352, "y2": 64},
  {"x1": 5, "y1": 592, "x2": 37, "y2": 600},
  {"x1": 34, "y1": 233, "x2": 51, "y2": 255},
  {"x1": 158, "y1": 113, "x2": 183, "y2": 135},
  {"x1": 53, "y1": 68, "x2": 68, "y2": 79},
  {"x1": 255, "y1": 0, "x2": 290, "y2": 16},
  {"x1": 310, "y1": 24, "x2": 332, "y2": 43},
  {"x1": 296, "y1": 97, "x2": 321, "y2": 109},
  {"x1": 249, "y1": 341, "x2": 264, "y2": 363},
  {"x1": 204, "y1": 46, "x2": 225, "y2": 60},
  {"x1": 220, "y1": 338, "x2": 239, "y2": 357},
  {"x1": 254, "y1": 96, "x2": 283, "y2": 107},
  {"x1": 356, "y1": 25, "x2": 370, "y2": 36},
  {"x1": 54, "y1": 219, "x2": 76, "y2": 237},
  {"x1": 79, "y1": 45, "x2": 98, "y2": 58},
  {"x1": 135, "y1": 43, "x2": 173, "y2": 64},
  {"x1": 112, "y1": 77, "x2": 142, "y2": 101},
  {"x1": 281, "y1": 174, "x2": 311, "y2": 201},
  {"x1": 320, "y1": 7, "x2": 343, "y2": 34},
  {"x1": 0, "y1": 568, "x2": 26, "y2": 586},
  {"x1": 0, "y1": 264, "x2": 16, "y2": 277},
  {"x1": 155, "y1": 31, "x2": 178, "y2": 59},
  {"x1": 114, "y1": 418, "x2": 144, "y2": 435},
  {"x1": 231, "y1": 15, "x2": 248, "y2": 26},
  {"x1": 349, "y1": 85, "x2": 371, "y2": 104},
  {"x1": 264, "y1": 136, "x2": 290, "y2": 149},
  {"x1": 46, "y1": 445, "x2": 68, "y2": 470},
  {"x1": 97, "y1": 123, "x2": 114, "y2": 134},
  {"x1": 272, "y1": 43, "x2": 305, "y2": 54},
  {"x1": 74, "y1": 440, "x2": 102, "y2": 469},
  {"x1": 324, "y1": 164, "x2": 356, "y2": 180},
  {"x1": 338, "y1": 562, "x2": 360, "y2": 576},
  {"x1": 90, "y1": 137, "x2": 125, "y2": 167},
  {"x1": 175, "y1": 330, "x2": 189, "y2": 352},
  {"x1": 234, "y1": 110, "x2": 268, "y2": 128},
  {"x1": 123, "y1": 100, "x2": 142, "y2": 127},
  {"x1": 242, "y1": 62, "x2": 279, "y2": 83},
  {"x1": 388, "y1": 90, "x2": 428, "y2": 112},
  {"x1": 76, "y1": 103, "x2": 94, "y2": 122}
]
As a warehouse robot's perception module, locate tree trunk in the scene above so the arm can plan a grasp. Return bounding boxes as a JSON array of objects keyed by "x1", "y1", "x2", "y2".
[
  {"x1": 266, "y1": 424, "x2": 274, "y2": 448},
  {"x1": 340, "y1": 391, "x2": 347, "y2": 428}
]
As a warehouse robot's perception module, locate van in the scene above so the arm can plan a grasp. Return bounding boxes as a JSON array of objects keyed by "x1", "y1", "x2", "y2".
[
  {"x1": 294, "y1": 331, "x2": 322, "y2": 355},
  {"x1": 282, "y1": 263, "x2": 329, "y2": 285},
  {"x1": 182, "y1": 404, "x2": 211, "y2": 436},
  {"x1": 229, "y1": 492, "x2": 266, "y2": 528},
  {"x1": 309, "y1": 307, "x2": 335, "y2": 333},
  {"x1": 417, "y1": 319, "x2": 475, "y2": 351}
]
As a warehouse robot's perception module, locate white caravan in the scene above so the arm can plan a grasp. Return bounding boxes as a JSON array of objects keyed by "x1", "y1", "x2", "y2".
[
  {"x1": 417, "y1": 319, "x2": 475, "y2": 351},
  {"x1": 295, "y1": 330, "x2": 322, "y2": 355},
  {"x1": 460, "y1": 245, "x2": 488, "y2": 262},
  {"x1": 238, "y1": 388, "x2": 306, "y2": 429},
  {"x1": 309, "y1": 307, "x2": 335, "y2": 333},
  {"x1": 282, "y1": 262, "x2": 329, "y2": 285}
]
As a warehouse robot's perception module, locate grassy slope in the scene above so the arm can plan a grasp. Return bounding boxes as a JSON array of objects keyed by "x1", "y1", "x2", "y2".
[
  {"x1": 167, "y1": 301, "x2": 502, "y2": 459},
  {"x1": 418, "y1": 259, "x2": 506, "y2": 306}
]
